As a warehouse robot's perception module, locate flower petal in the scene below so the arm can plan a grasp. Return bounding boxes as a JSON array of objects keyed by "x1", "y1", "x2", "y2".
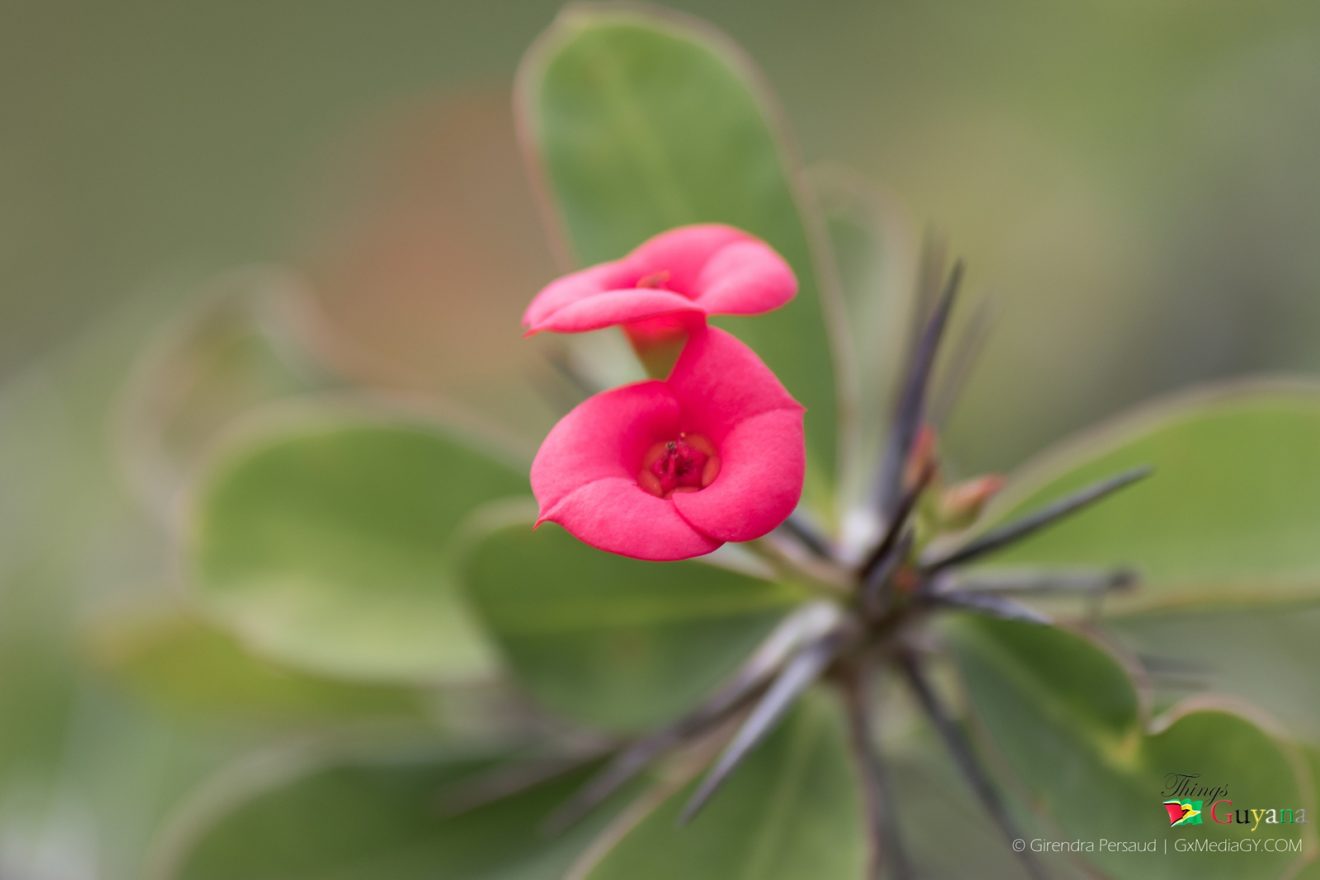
[
  {"x1": 522, "y1": 225, "x2": 795, "y2": 336},
  {"x1": 624, "y1": 223, "x2": 749, "y2": 292},
  {"x1": 521, "y1": 261, "x2": 634, "y2": 331},
  {"x1": 691, "y1": 238, "x2": 797, "y2": 315},
  {"x1": 530, "y1": 381, "x2": 680, "y2": 514},
  {"x1": 525, "y1": 288, "x2": 704, "y2": 335},
  {"x1": 667, "y1": 327, "x2": 803, "y2": 440},
  {"x1": 672, "y1": 408, "x2": 805, "y2": 543},
  {"x1": 538, "y1": 476, "x2": 721, "y2": 561}
]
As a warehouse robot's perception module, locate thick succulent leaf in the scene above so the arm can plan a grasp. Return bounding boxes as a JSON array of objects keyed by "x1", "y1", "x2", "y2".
[
  {"x1": 1111, "y1": 605, "x2": 1320, "y2": 739},
  {"x1": 518, "y1": 5, "x2": 846, "y2": 514},
  {"x1": 87, "y1": 610, "x2": 435, "y2": 724},
  {"x1": 459, "y1": 503, "x2": 805, "y2": 731},
  {"x1": 572, "y1": 691, "x2": 866, "y2": 879},
  {"x1": 190, "y1": 408, "x2": 528, "y2": 683},
  {"x1": 155, "y1": 747, "x2": 627, "y2": 880},
  {"x1": 971, "y1": 382, "x2": 1320, "y2": 612},
  {"x1": 884, "y1": 723, "x2": 1088, "y2": 879},
  {"x1": 947, "y1": 617, "x2": 1310, "y2": 880}
]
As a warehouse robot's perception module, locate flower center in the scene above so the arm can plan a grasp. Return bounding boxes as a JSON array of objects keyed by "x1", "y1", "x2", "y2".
[
  {"x1": 635, "y1": 269, "x2": 672, "y2": 290},
  {"x1": 638, "y1": 432, "x2": 720, "y2": 498}
]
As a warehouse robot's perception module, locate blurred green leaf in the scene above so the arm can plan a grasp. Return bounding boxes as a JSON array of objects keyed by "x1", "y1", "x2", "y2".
[
  {"x1": 1111, "y1": 605, "x2": 1320, "y2": 739},
  {"x1": 973, "y1": 382, "x2": 1320, "y2": 611},
  {"x1": 873, "y1": 669, "x2": 1088, "y2": 879},
  {"x1": 575, "y1": 691, "x2": 865, "y2": 879},
  {"x1": 87, "y1": 610, "x2": 436, "y2": 725},
  {"x1": 1294, "y1": 748, "x2": 1320, "y2": 878},
  {"x1": 884, "y1": 732, "x2": 1087, "y2": 879},
  {"x1": 0, "y1": 584, "x2": 76, "y2": 789},
  {"x1": 947, "y1": 617, "x2": 1309, "y2": 880},
  {"x1": 191, "y1": 409, "x2": 528, "y2": 683},
  {"x1": 158, "y1": 747, "x2": 626, "y2": 880},
  {"x1": 1295, "y1": 857, "x2": 1320, "y2": 879},
  {"x1": 460, "y1": 503, "x2": 804, "y2": 731},
  {"x1": 117, "y1": 267, "x2": 331, "y2": 518},
  {"x1": 518, "y1": 6, "x2": 846, "y2": 515},
  {"x1": 0, "y1": 316, "x2": 282, "y2": 880}
]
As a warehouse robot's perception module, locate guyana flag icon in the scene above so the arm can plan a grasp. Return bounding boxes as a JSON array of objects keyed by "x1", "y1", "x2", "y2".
[{"x1": 1164, "y1": 799, "x2": 1203, "y2": 826}]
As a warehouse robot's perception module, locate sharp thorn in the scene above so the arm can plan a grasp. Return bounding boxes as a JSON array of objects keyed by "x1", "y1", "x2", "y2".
[
  {"x1": 1135, "y1": 652, "x2": 1209, "y2": 675},
  {"x1": 923, "y1": 589, "x2": 1053, "y2": 626},
  {"x1": 923, "y1": 466, "x2": 1152, "y2": 572},
  {"x1": 873, "y1": 261, "x2": 964, "y2": 518},
  {"x1": 861, "y1": 459, "x2": 935, "y2": 584},
  {"x1": 912, "y1": 234, "x2": 950, "y2": 336},
  {"x1": 544, "y1": 604, "x2": 838, "y2": 834},
  {"x1": 841, "y1": 666, "x2": 912, "y2": 880},
  {"x1": 931, "y1": 567, "x2": 1137, "y2": 598},
  {"x1": 777, "y1": 511, "x2": 834, "y2": 560},
  {"x1": 542, "y1": 688, "x2": 760, "y2": 835},
  {"x1": 899, "y1": 654, "x2": 1048, "y2": 880},
  {"x1": 929, "y1": 298, "x2": 995, "y2": 429},
  {"x1": 861, "y1": 530, "x2": 914, "y2": 619},
  {"x1": 678, "y1": 630, "x2": 849, "y2": 825},
  {"x1": 1134, "y1": 653, "x2": 1212, "y2": 691}
]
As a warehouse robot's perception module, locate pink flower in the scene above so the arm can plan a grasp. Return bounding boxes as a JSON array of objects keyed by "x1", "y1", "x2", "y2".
[
  {"x1": 521, "y1": 224, "x2": 797, "y2": 341},
  {"x1": 531, "y1": 326, "x2": 805, "y2": 561}
]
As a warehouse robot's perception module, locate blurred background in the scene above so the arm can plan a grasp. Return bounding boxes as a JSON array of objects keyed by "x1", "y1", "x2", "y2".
[{"x1": 3, "y1": 1, "x2": 1319, "y2": 877}]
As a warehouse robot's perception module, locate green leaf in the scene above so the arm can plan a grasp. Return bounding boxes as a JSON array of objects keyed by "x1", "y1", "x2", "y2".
[
  {"x1": 190, "y1": 407, "x2": 528, "y2": 683},
  {"x1": 947, "y1": 616, "x2": 1310, "y2": 880},
  {"x1": 519, "y1": 6, "x2": 847, "y2": 514},
  {"x1": 117, "y1": 267, "x2": 330, "y2": 517},
  {"x1": 1111, "y1": 604, "x2": 1320, "y2": 739},
  {"x1": 459, "y1": 503, "x2": 805, "y2": 731},
  {"x1": 574, "y1": 691, "x2": 865, "y2": 879},
  {"x1": 1293, "y1": 747, "x2": 1320, "y2": 878},
  {"x1": 157, "y1": 747, "x2": 629, "y2": 880},
  {"x1": 87, "y1": 610, "x2": 435, "y2": 724},
  {"x1": 973, "y1": 382, "x2": 1320, "y2": 612},
  {"x1": 884, "y1": 735, "x2": 1089, "y2": 879}
]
